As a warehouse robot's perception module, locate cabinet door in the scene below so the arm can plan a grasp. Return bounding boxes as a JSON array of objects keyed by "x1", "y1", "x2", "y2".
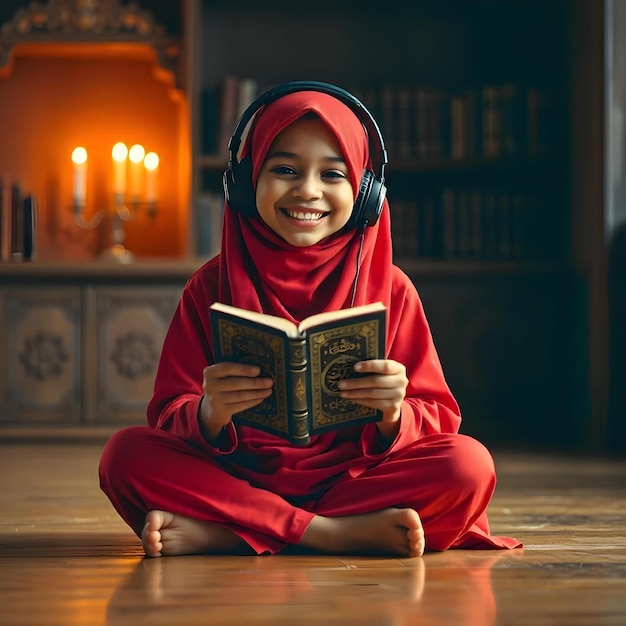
[
  {"x1": 415, "y1": 274, "x2": 574, "y2": 448},
  {"x1": 0, "y1": 287, "x2": 82, "y2": 424},
  {"x1": 89, "y1": 287, "x2": 180, "y2": 424}
]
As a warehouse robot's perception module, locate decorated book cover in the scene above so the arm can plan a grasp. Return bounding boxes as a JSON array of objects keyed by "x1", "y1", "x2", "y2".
[{"x1": 210, "y1": 302, "x2": 386, "y2": 445}]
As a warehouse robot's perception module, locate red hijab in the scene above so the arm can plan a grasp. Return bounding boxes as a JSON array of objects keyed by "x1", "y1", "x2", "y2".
[{"x1": 217, "y1": 90, "x2": 393, "y2": 325}]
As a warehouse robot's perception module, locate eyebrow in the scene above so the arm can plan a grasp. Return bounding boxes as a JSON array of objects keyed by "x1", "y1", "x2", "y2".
[{"x1": 265, "y1": 150, "x2": 346, "y2": 164}]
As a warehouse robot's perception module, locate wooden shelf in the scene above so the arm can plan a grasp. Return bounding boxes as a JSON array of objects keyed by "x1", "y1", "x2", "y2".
[
  {"x1": 396, "y1": 259, "x2": 570, "y2": 277},
  {"x1": 198, "y1": 155, "x2": 228, "y2": 170},
  {"x1": 0, "y1": 257, "x2": 206, "y2": 281}
]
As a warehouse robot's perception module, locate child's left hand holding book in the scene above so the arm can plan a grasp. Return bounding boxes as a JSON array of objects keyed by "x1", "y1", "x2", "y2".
[
  {"x1": 200, "y1": 362, "x2": 274, "y2": 444},
  {"x1": 338, "y1": 358, "x2": 408, "y2": 445}
]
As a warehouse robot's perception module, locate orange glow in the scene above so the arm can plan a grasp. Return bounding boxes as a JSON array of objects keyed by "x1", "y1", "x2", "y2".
[{"x1": 0, "y1": 43, "x2": 190, "y2": 260}]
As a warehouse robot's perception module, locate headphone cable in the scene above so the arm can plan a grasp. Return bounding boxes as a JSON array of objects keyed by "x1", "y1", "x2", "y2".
[{"x1": 350, "y1": 223, "x2": 366, "y2": 307}]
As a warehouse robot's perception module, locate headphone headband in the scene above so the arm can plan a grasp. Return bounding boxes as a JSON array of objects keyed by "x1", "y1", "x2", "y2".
[{"x1": 227, "y1": 80, "x2": 388, "y2": 183}]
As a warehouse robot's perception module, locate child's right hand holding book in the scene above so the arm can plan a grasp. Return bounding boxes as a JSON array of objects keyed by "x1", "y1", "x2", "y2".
[{"x1": 200, "y1": 362, "x2": 273, "y2": 444}]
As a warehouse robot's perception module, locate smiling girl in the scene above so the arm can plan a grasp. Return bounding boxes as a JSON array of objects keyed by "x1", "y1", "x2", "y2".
[{"x1": 99, "y1": 83, "x2": 521, "y2": 558}]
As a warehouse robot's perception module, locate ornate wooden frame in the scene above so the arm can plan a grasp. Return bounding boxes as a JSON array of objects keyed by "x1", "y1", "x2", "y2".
[{"x1": 0, "y1": 0, "x2": 179, "y2": 83}]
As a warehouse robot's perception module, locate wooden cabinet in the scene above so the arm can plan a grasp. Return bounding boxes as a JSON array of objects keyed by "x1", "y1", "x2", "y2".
[
  {"x1": 415, "y1": 271, "x2": 581, "y2": 449},
  {"x1": 0, "y1": 262, "x2": 196, "y2": 432}
]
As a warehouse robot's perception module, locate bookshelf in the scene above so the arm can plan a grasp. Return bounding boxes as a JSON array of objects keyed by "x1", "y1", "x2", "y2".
[
  {"x1": 182, "y1": 0, "x2": 590, "y2": 450},
  {"x1": 187, "y1": 1, "x2": 571, "y2": 265}
]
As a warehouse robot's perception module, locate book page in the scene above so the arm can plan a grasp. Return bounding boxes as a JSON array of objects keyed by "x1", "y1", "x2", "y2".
[
  {"x1": 211, "y1": 301, "x2": 386, "y2": 338},
  {"x1": 299, "y1": 301, "x2": 386, "y2": 333},
  {"x1": 210, "y1": 302, "x2": 300, "y2": 337}
]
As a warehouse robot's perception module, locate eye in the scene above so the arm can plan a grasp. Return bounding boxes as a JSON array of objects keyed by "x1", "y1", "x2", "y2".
[
  {"x1": 322, "y1": 169, "x2": 348, "y2": 181},
  {"x1": 270, "y1": 165, "x2": 296, "y2": 176}
]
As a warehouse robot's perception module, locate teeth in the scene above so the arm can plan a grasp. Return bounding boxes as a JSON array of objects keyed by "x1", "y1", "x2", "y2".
[{"x1": 286, "y1": 209, "x2": 325, "y2": 221}]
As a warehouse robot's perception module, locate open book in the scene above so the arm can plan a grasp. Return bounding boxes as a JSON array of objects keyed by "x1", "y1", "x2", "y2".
[{"x1": 210, "y1": 301, "x2": 386, "y2": 445}]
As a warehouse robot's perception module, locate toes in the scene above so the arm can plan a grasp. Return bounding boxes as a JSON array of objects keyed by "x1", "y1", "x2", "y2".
[
  {"x1": 406, "y1": 528, "x2": 425, "y2": 557},
  {"x1": 145, "y1": 538, "x2": 163, "y2": 558},
  {"x1": 145, "y1": 510, "x2": 165, "y2": 532},
  {"x1": 142, "y1": 523, "x2": 163, "y2": 558}
]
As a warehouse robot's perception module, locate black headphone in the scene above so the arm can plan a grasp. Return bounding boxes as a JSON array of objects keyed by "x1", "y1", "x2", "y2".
[{"x1": 222, "y1": 80, "x2": 388, "y2": 230}]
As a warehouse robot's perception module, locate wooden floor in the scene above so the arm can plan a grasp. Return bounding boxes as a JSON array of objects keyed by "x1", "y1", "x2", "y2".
[{"x1": 0, "y1": 441, "x2": 625, "y2": 626}]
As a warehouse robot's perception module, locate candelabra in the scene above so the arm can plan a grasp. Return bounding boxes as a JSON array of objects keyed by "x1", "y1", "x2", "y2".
[
  {"x1": 71, "y1": 143, "x2": 159, "y2": 263},
  {"x1": 73, "y1": 193, "x2": 156, "y2": 264}
]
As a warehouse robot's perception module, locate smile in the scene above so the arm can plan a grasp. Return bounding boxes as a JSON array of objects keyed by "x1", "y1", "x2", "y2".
[{"x1": 282, "y1": 209, "x2": 328, "y2": 221}]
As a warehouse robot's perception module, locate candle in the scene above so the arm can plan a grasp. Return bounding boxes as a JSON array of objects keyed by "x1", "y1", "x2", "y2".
[
  {"x1": 71, "y1": 146, "x2": 88, "y2": 208},
  {"x1": 111, "y1": 142, "x2": 128, "y2": 200},
  {"x1": 144, "y1": 152, "x2": 160, "y2": 203},
  {"x1": 128, "y1": 143, "x2": 145, "y2": 202}
]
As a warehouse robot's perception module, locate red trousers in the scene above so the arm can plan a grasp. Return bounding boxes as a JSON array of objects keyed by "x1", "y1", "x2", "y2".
[{"x1": 99, "y1": 426, "x2": 520, "y2": 554}]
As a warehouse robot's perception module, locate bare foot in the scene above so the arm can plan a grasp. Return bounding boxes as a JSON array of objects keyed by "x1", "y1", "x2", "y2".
[
  {"x1": 141, "y1": 510, "x2": 249, "y2": 557},
  {"x1": 299, "y1": 508, "x2": 425, "y2": 557}
]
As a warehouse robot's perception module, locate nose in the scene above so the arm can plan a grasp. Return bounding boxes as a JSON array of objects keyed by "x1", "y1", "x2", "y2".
[{"x1": 293, "y1": 172, "x2": 322, "y2": 200}]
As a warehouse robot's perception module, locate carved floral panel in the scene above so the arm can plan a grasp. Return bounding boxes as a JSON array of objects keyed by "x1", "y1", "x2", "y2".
[
  {"x1": 1, "y1": 288, "x2": 81, "y2": 423},
  {"x1": 94, "y1": 286, "x2": 179, "y2": 422}
]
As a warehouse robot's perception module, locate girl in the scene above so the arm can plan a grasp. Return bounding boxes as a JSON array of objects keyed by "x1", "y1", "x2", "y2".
[{"x1": 99, "y1": 83, "x2": 521, "y2": 558}]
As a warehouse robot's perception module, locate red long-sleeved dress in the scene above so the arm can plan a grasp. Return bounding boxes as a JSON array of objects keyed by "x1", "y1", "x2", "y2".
[{"x1": 99, "y1": 259, "x2": 521, "y2": 554}]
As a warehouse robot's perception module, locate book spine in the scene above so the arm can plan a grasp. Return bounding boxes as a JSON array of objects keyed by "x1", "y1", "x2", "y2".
[
  {"x1": 23, "y1": 195, "x2": 37, "y2": 261},
  {"x1": 201, "y1": 87, "x2": 219, "y2": 156},
  {"x1": 217, "y1": 75, "x2": 240, "y2": 158},
  {"x1": 450, "y1": 95, "x2": 466, "y2": 161},
  {"x1": 482, "y1": 85, "x2": 502, "y2": 159},
  {"x1": 441, "y1": 188, "x2": 457, "y2": 259},
  {"x1": 236, "y1": 77, "x2": 258, "y2": 119},
  {"x1": 10, "y1": 183, "x2": 23, "y2": 262},
  {"x1": 287, "y1": 338, "x2": 310, "y2": 444},
  {"x1": 0, "y1": 177, "x2": 5, "y2": 262}
]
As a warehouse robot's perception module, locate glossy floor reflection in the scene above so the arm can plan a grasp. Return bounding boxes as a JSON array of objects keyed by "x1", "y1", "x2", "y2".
[
  {"x1": 0, "y1": 442, "x2": 625, "y2": 626},
  {"x1": 106, "y1": 552, "x2": 505, "y2": 626}
]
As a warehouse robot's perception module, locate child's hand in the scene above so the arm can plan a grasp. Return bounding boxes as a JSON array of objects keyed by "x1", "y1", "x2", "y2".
[
  {"x1": 200, "y1": 363, "x2": 273, "y2": 443},
  {"x1": 338, "y1": 359, "x2": 408, "y2": 443}
]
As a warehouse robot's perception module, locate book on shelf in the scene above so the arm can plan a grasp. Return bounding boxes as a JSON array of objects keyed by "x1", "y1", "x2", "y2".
[
  {"x1": 235, "y1": 77, "x2": 258, "y2": 119},
  {"x1": 206, "y1": 75, "x2": 260, "y2": 158},
  {"x1": 449, "y1": 95, "x2": 468, "y2": 161},
  {"x1": 482, "y1": 85, "x2": 503, "y2": 159},
  {"x1": 210, "y1": 301, "x2": 386, "y2": 445},
  {"x1": 0, "y1": 181, "x2": 38, "y2": 263},
  {"x1": 0, "y1": 178, "x2": 6, "y2": 261},
  {"x1": 196, "y1": 192, "x2": 224, "y2": 258},
  {"x1": 22, "y1": 195, "x2": 38, "y2": 261},
  {"x1": 10, "y1": 183, "x2": 23, "y2": 261},
  {"x1": 216, "y1": 75, "x2": 240, "y2": 158},
  {"x1": 345, "y1": 82, "x2": 554, "y2": 165}
]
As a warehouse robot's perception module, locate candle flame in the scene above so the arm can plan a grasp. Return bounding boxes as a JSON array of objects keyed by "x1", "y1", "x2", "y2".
[
  {"x1": 144, "y1": 152, "x2": 160, "y2": 171},
  {"x1": 129, "y1": 144, "x2": 146, "y2": 164},
  {"x1": 112, "y1": 142, "x2": 128, "y2": 162},
  {"x1": 71, "y1": 146, "x2": 88, "y2": 165}
]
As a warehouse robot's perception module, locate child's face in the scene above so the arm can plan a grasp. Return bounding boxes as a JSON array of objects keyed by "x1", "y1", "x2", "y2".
[{"x1": 255, "y1": 117, "x2": 355, "y2": 247}]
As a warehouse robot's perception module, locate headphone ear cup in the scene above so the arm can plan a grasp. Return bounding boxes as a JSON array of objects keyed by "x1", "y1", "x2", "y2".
[
  {"x1": 366, "y1": 176, "x2": 387, "y2": 226},
  {"x1": 348, "y1": 170, "x2": 387, "y2": 229},
  {"x1": 223, "y1": 156, "x2": 256, "y2": 216}
]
